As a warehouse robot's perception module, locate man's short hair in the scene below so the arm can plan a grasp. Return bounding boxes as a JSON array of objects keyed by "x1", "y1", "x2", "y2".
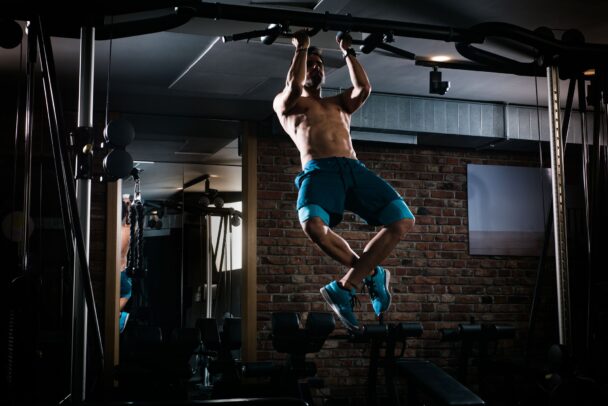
[{"x1": 308, "y1": 46, "x2": 324, "y2": 64}]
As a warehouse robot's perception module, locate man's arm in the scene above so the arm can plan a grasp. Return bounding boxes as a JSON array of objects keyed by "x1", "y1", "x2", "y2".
[
  {"x1": 338, "y1": 33, "x2": 372, "y2": 114},
  {"x1": 273, "y1": 32, "x2": 309, "y2": 116}
]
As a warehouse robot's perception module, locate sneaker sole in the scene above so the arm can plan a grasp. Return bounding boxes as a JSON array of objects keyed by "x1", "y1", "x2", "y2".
[
  {"x1": 320, "y1": 287, "x2": 359, "y2": 331},
  {"x1": 382, "y1": 269, "x2": 392, "y2": 314}
]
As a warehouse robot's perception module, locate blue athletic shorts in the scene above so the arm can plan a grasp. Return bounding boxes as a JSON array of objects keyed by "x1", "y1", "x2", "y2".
[
  {"x1": 120, "y1": 271, "x2": 132, "y2": 299},
  {"x1": 295, "y1": 157, "x2": 415, "y2": 228}
]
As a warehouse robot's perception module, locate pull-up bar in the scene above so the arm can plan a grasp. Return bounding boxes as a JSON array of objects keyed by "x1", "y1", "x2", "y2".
[
  {"x1": 9, "y1": 2, "x2": 608, "y2": 75},
  {"x1": 6, "y1": 1, "x2": 473, "y2": 42}
]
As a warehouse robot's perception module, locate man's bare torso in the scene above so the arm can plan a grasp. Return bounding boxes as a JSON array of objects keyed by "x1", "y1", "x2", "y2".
[{"x1": 277, "y1": 94, "x2": 357, "y2": 168}]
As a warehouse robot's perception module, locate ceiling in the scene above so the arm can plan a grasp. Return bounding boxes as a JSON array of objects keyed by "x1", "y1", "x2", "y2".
[{"x1": 2, "y1": 0, "x2": 608, "y2": 200}]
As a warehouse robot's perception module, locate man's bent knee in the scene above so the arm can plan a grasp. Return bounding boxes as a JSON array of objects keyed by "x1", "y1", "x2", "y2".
[
  {"x1": 299, "y1": 204, "x2": 330, "y2": 243},
  {"x1": 387, "y1": 218, "x2": 414, "y2": 237},
  {"x1": 302, "y1": 217, "x2": 328, "y2": 243}
]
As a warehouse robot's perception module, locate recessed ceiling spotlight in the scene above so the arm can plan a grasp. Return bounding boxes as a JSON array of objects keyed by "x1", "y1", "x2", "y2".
[{"x1": 430, "y1": 55, "x2": 451, "y2": 62}]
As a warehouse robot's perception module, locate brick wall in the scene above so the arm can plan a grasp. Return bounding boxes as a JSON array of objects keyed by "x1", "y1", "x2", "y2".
[{"x1": 256, "y1": 134, "x2": 553, "y2": 401}]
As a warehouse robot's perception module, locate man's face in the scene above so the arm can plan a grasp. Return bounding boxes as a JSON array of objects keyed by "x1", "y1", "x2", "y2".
[{"x1": 304, "y1": 54, "x2": 324, "y2": 89}]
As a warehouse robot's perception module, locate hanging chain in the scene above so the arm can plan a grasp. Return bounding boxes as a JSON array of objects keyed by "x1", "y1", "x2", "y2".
[{"x1": 126, "y1": 175, "x2": 145, "y2": 278}]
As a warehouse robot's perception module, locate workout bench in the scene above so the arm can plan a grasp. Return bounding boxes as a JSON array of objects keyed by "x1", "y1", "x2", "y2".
[
  {"x1": 397, "y1": 359, "x2": 485, "y2": 406},
  {"x1": 336, "y1": 322, "x2": 484, "y2": 406}
]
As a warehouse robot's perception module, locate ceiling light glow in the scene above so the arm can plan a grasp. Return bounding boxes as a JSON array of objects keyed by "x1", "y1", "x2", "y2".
[{"x1": 430, "y1": 55, "x2": 451, "y2": 62}]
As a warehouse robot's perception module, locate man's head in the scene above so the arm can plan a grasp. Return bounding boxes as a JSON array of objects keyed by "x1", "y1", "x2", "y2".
[{"x1": 304, "y1": 46, "x2": 324, "y2": 89}]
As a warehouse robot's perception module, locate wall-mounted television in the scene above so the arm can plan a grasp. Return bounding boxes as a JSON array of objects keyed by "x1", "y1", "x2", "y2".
[{"x1": 467, "y1": 164, "x2": 552, "y2": 256}]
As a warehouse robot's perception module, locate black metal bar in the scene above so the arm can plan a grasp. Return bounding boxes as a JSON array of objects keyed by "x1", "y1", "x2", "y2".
[
  {"x1": 377, "y1": 43, "x2": 416, "y2": 60},
  {"x1": 367, "y1": 338, "x2": 380, "y2": 405},
  {"x1": 9, "y1": 2, "x2": 608, "y2": 69},
  {"x1": 34, "y1": 25, "x2": 80, "y2": 404},
  {"x1": 183, "y1": 173, "x2": 209, "y2": 190},
  {"x1": 6, "y1": 2, "x2": 474, "y2": 42},
  {"x1": 36, "y1": 17, "x2": 104, "y2": 370},
  {"x1": 211, "y1": 211, "x2": 224, "y2": 271},
  {"x1": 591, "y1": 75, "x2": 602, "y2": 215},
  {"x1": 455, "y1": 42, "x2": 542, "y2": 76},
  {"x1": 21, "y1": 21, "x2": 37, "y2": 273},
  {"x1": 587, "y1": 73, "x2": 603, "y2": 361},
  {"x1": 196, "y1": 2, "x2": 474, "y2": 43},
  {"x1": 222, "y1": 26, "x2": 280, "y2": 43},
  {"x1": 577, "y1": 77, "x2": 592, "y2": 362},
  {"x1": 561, "y1": 78, "x2": 577, "y2": 142},
  {"x1": 8, "y1": 5, "x2": 196, "y2": 40},
  {"x1": 417, "y1": 57, "x2": 541, "y2": 76},
  {"x1": 467, "y1": 21, "x2": 608, "y2": 63},
  {"x1": 201, "y1": 207, "x2": 242, "y2": 217},
  {"x1": 218, "y1": 215, "x2": 228, "y2": 276},
  {"x1": 384, "y1": 331, "x2": 401, "y2": 406}
]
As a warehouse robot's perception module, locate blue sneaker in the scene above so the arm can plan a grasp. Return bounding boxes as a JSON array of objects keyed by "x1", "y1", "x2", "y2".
[
  {"x1": 363, "y1": 266, "x2": 391, "y2": 316},
  {"x1": 119, "y1": 311, "x2": 130, "y2": 333},
  {"x1": 320, "y1": 281, "x2": 359, "y2": 330}
]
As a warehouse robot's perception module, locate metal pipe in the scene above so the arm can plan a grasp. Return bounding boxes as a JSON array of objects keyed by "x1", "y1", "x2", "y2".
[
  {"x1": 10, "y1": 2, "x2": 608, "y2": 66},
  {"x1": 206, "y1": 213, "x2": 213, "y2": 318},
  {"x1": 20, "y1": 22, "x2": 38, "y2": 272},
  {"x1": 577, "y1": 77, "x2": 592, "y2": 359},
  {"x1": 526, "y1": 78, "x2": 576, "y2": 359},
  {"x1": 37, "y1": 19, "x2": 104, "y2": 401},
  {"x1": 546, "y1": 65, "x2": 571, "y2": 347},
  {"x1": 71, "y1": 25, "x2": 95, "y2": 402},
  {"x1": 196, "y1": 2, "x2": 473, "y2": 43}
]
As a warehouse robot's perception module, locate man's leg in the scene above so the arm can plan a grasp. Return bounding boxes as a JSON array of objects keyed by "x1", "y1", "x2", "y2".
[
  {"x1": 340, "y1": 218, "x2": 414, "y2": 289},
  {"x1": 307, "y1": 216, "x2": 413, "y2": 328},
  {"x1": 302, "y1": 216, "x2": 414, "y2": 289},
  {"x1": 303, "y1": 216, "x2": 364, "y2": 329},
  {"x1": 302, "y1": 216, "x2": 359, "y2": 268}
]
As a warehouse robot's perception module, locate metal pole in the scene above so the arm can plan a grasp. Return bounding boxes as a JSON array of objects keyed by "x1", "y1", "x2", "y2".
[
  {"x1": 546, "y1": 65, "x2": 571, "y2": 347},
  {"x1": 197, "y1": 2, "x2": 472, "y2": 43},
  {"x1": 577, "y1": 77, "x2": 592, "y2": 359},
  {"x1": 21, "y1": 24, "x2": 36, "y2": 272},
  {"x1": 72, "y1": 25, "x2": 94, "y2": 402},
  {"x1": 206, "y1": 214, "x2": 213, "y2": 318}
]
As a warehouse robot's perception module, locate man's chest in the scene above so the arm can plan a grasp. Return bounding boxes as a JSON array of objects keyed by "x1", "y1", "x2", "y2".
[{"x1": 294, "y1": 97, "x2": 344, "y2": 117}]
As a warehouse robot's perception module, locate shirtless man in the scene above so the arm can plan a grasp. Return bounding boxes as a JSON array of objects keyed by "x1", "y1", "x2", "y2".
[{"x1": 273, "y1": 31, "x2": 415, "y2": 330}]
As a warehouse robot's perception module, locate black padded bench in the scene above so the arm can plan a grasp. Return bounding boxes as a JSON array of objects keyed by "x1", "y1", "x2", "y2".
[{"x1": 397, "y1": 359, "x2": 485, "y2": 406}]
